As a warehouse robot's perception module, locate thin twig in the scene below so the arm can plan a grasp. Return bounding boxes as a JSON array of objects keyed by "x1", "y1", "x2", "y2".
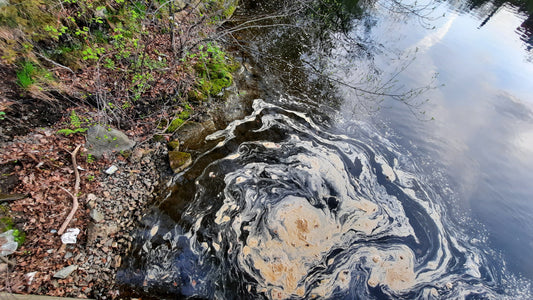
[
  {"x1": 35, "y1": 53, "x2": 76, "y2": 76},
  {"x1": 57, "y1": 145, "x2": 81, "y2": 236}
]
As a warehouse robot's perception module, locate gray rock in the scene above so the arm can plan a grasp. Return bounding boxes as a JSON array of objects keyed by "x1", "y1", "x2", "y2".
[
  {"x1": 90, "y1": 209, "x2": 105, "y2": 223},
  {"x1": 217, "y1": 85, "x2": 251, "y2": 125},
  {"x1": 173, "y1": 121, "x2": 215, "y2": 150},
  {"x1": 87, "y1": 193, "x2": 97, "y2": 202},
  {"x1": 168, "y1": 151, "x2": 192, "y2": 173},
  {"x1": 85, "y1": 125, "x2": 135, "y2": 159},
  {"x1": 53, "y1": 265, "x2": 78, "y2": 279},
  {"x1": 87, "y1": 222, "x2": 119, "y2": 246}
]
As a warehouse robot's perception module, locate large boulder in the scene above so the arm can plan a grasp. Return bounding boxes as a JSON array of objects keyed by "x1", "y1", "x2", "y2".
[{"x1": 85, "y1": 125, "x2": 135, "y2": 159}]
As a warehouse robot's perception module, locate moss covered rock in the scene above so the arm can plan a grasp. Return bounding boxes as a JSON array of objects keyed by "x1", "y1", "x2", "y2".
[
  {"x1": 168, "y1": 140, "x2": 180, "y2": 151},
  {"x1": 168, "y1": 151, "x2": 192, "y2": 173}
]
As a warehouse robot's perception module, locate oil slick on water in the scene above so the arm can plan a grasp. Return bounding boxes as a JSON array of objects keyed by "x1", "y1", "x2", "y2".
[{"x1": 118, "y1": 99, "x2": 530, "y2": 299}]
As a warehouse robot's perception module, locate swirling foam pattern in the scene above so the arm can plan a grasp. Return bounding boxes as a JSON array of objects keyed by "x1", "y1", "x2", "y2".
[{"x1": 119, "y1": 99, "x2": 525, "y2": 299}]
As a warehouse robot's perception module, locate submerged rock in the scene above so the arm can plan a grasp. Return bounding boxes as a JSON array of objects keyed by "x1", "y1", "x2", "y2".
[
  {"x1": 168, "y1": 151, "x2": 192, "y2": 173},
  {"x1": 86, "y1": 125, "x2": 135, "y2": 159},
  {"x1": 172, "y1": 120, "x2": 217, "y2": 150}
]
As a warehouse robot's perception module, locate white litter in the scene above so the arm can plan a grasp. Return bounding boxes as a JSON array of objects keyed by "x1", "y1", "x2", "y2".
[
  {"x1": 61, "y1": 228, "x2": 80, "y2": 244},
  {"x1": 104, "y1": 165, "x2": 118, "y2": 175},
  {"x1": 0, "y1": 230, "x2": 18, "y2": 256}
]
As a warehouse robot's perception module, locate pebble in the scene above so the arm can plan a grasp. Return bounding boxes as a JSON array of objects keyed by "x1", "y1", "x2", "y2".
[
  {"x1": 75, "y1": 253, "x2": 85, "y2": 261},
  {"x1": 87, "y1": 193, "x2": 97, "y2": 202},
  {"x1": 90, "y1": 209, "x2": 105, "y2": 223},
  {"x1": 114, "y1": 255, "x2": 122, "y2": 268},
  {"x1": 29, "y1": 144, "x2": 165, "y2": 296},
  {"x1": 53, "y1": 265, "x2": 78, "y2": 279}
]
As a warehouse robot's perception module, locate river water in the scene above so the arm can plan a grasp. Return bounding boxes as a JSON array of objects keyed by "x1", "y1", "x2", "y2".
[{"x1": 119, "y1": 0, "x2": 533, "y2": 298}]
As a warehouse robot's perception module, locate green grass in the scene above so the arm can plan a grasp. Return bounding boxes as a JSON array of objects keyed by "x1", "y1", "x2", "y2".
[{"x1": 16, "y1": 61, "x2": 35, "y2": 89}]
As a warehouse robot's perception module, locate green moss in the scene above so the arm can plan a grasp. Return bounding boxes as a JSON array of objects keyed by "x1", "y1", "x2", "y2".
[
  {"x1": 0, "y1": 215, "x2": 25, "y2": 247},
  {"x1": 168, "y1": 140, "x2": 180, "y2": 151},
  {"x1": 168, "y1": 151, "x2": 192, "y2": 173},
  {"x1": 166, "y1": 109, "x2": 192, "y2": 133},
  {"x1": 167, "y1": 118, "x2": 185, "y2": 132},
  {"x1": 223, "y1": 4, "x2": 237, "y2": 19},
  {"x1": 192, "y1": 42, "x2": 240, "y2": 101}
]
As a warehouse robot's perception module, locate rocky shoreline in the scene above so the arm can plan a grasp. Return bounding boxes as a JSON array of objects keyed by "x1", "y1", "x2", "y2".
[{"x1": 0, "y1": 58, "x2": 259, "y2": 298}]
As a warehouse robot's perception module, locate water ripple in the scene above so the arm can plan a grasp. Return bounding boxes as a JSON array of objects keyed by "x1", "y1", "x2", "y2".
[{"x1": 119, "y1": 99, "x2": 527, "y2": 299}]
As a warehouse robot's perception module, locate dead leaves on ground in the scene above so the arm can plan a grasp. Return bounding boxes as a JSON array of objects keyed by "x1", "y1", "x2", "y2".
[{"x1": 0, "y1": 125, "x2": 106, "y2": 296}]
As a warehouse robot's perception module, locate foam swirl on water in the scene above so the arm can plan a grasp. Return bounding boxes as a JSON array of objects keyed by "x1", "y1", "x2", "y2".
[{"x1": 119, "y1": 99, "x2": 527, "y2": 299}]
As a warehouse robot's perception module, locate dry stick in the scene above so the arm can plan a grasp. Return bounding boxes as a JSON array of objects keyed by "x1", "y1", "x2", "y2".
[
  {"x1": 57, "y1": 145, "x2": 82, "y2": 236},
  {"x1": 0, "y1": 255, "x2": 15, "y2": 266},
  {"x1": 35, "y1": 52, "x2": 76, "y2": 76}
]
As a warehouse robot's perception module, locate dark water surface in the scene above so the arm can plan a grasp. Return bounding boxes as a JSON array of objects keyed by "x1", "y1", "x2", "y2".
[{"x1": 119, "y1": 0, "x2": 533, "y2": 298}]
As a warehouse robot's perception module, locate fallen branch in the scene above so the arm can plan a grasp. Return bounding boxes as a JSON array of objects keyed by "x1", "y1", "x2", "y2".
[
  {"x1": 0, "y1": 255, "x2": 15, "y2": 266},
  {"x1": 0, "y1": 193, "x2": 28, "y2": 203},
  {"x1": 57, "y1": 145, "x2": 81, "y2": 236}
]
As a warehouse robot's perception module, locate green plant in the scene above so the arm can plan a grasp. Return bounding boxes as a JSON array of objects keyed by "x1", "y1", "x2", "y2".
[
  {"x1": 87, "y1": 174, "x2": 95, "y2": 181},
  {"x1": 190, "y1": 42, "x2": 240, "y2": 100},
  {"x1": 57, "y1": 128, "x2": 88, "y2": 136},
  {"x1": 56, "y1": 110, "x2": 88, "y2": 136},
  {"x1": 16, "y1": 61, "x2": 36, "y2": 89},
  {"x1": 86, "y1": 154, "x2": 95, "y2": 163},
  {"x1": 0, "y1": 216, "x2": 26, "y2": 247},
  {"x1": 0, "y1": 111, "x2": 5, "y2": 120}
]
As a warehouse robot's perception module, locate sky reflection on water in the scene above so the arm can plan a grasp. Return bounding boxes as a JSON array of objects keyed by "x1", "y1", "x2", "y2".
[{"x1": 346, "y1": 0, "x2": 533, "y2": 284}]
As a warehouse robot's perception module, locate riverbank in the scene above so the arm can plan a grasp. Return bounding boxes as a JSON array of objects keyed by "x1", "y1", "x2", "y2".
[
  {"x1": 0, "y1": 70, "x2": 257, "y2": 298},
  {"x1": 0, "y1": 0, "x2": 252, "y2": 298}
]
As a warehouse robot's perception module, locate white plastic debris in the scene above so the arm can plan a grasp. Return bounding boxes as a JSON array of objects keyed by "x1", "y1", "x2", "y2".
[
  {"x1": 25, "y1": 271, "x2": 37, "y2": 285},
  {"x1": 60, "y1": 228, "x2": 80, "y2": 244},
  {"x1": 104, "y1": 165, "x2": 118, "y2": 175},
  {"x1": 0, "y1": 230, "x2": 18, "y2": 256}
]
